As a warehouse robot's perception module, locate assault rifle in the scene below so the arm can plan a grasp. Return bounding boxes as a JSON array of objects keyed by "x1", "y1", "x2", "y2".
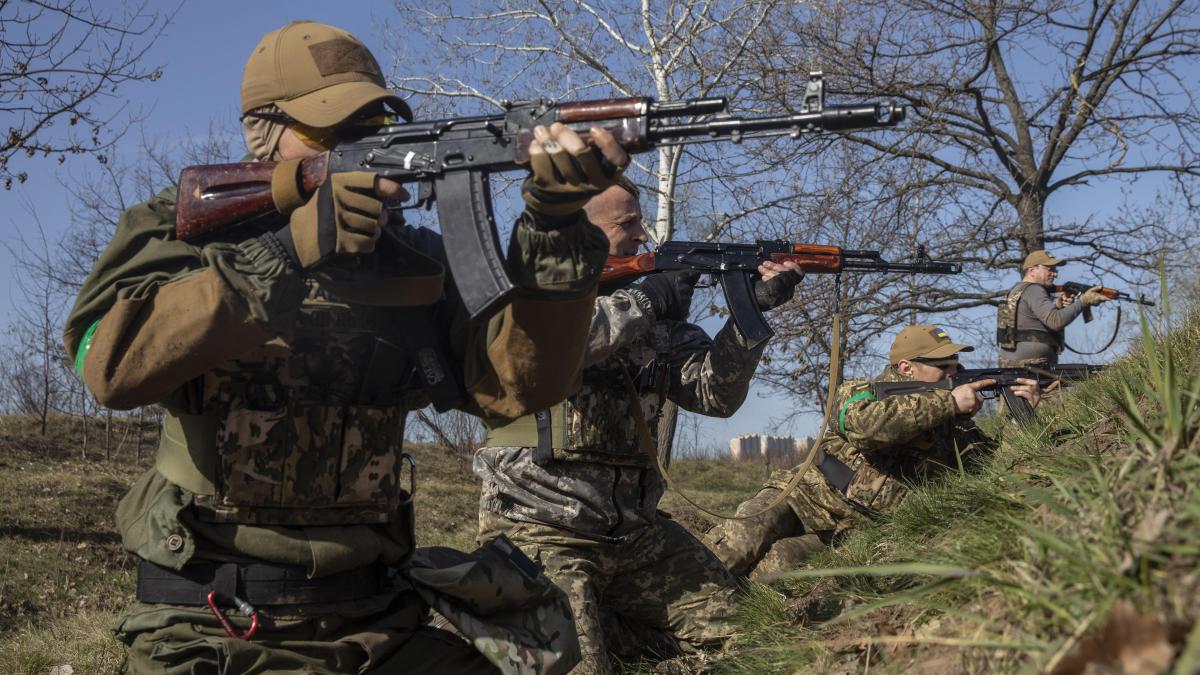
[
  {"x1": 1049, "y1": 282, "x2": 1155, "y2": 322},
  {"x1": 174, "y1": 72, "x2": 906, "y2": 320},
  {"x1": 601, "y1": 241, "x2": 961, "y2": 346},
  {"x1": 872, "y1": 363, "x2": 1105, "y2": 425}
]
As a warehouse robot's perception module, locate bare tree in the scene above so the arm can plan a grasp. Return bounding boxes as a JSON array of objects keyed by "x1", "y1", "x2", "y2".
[
  {"x1": 752, "y1": 0, "x2": 1200, "y2": 268},
  {"x1": 1, "y1": 215, "x2": 75, "y2": 434},
  {"x1": 412, "y1": 408, "x2": 484, "y2": 461},
  {"x1": 0, "y1": 0, "x2": 173, "y2": 188},
  {"x1": 382, "y1": 0, "x2": 785, "y2": 242},
  {"x1": 0, "y1": 123, "x2": 239, "y2": 448}
]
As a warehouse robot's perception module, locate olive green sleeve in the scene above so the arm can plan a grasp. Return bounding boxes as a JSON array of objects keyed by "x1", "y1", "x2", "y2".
[
  {"x1": 455, "y1": 208, "x2": 608, "y2": 421},
  {"x1": 839, "y1": 386, "x2": 959, "y2": 452},
  {"x1": 64, "y1": 187, "x2": 306, "y2": 410}
]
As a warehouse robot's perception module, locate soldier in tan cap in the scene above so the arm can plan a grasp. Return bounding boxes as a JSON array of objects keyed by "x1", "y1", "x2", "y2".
[
  {"x1": 997, "y1": 250, "x2": 1109, "y2": 366},
  {"x1": 704, "y1": 325, "x2": 1041, "y2": 579},
  {"x1": 63, "y1": 19, "x2": 631, "y2": 674}
]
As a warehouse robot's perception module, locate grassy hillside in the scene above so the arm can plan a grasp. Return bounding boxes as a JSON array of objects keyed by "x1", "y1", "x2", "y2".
[
  {"x1": 0, "y1": 414, "x2": 769, "y2": 674},
  {"x1": 718, "y1": 310, "x2": 1200, "y2": 673},
  {"x1": 11, "y1": 303, "x2": 1192, "y2": 675}
]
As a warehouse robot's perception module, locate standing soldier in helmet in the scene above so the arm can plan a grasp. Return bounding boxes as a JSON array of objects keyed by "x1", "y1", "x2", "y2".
[
  {"x1": 997, "y1": 250, "x2": 1110, "y2": 367},
  {"x1": 64, "y1": 19, "x2": 628, "y2": 674}
]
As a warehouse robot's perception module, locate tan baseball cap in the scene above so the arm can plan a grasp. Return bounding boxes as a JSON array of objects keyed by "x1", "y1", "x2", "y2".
[
  {"x1": 889, "y1": 324, "x2": 974, "y2": 364},
  {"x1": 241, "y1": 21, "x2": 412, "y2": 127},
  {"x1": 1022, "y1": 250, "x2": 1065, "y2": 271}
]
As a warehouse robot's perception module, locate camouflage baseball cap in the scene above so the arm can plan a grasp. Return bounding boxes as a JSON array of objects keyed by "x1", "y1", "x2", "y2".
[
  {"x1": 1022, "y1": 250, "x2": 1065, "y2": 270},
  {"x1": 889, "y1": 324, "x2": 974, "y2": 364},
  {"x1": 241, "y1": 21, "x2": 413, "y2": 127}
]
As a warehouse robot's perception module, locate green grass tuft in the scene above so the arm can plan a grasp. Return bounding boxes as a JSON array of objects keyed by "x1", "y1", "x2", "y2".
[{"x1": 717, "y1": 300, "x2": 1200, "y2": 672}]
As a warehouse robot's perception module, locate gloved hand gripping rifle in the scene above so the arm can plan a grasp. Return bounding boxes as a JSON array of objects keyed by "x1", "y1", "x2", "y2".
[
  {"x1": 174, "y1": 73, "x2": 905, "y2": 320},
  {"x1": 1049, "y1": 282, "x2": 1155, "y2": 322},
  {"x1": 601, "y1": 242, "x2": 962, "y2": 347}
]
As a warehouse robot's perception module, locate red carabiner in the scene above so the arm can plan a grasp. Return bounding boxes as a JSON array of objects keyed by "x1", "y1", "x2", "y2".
[{"x1": 206, "y1": 590, "x2": 261, "y2": 640}]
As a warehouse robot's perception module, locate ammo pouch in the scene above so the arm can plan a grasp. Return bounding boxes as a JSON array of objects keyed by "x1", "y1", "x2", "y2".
[{"x1": 406, "y1": 535, "x2": 581, "y2": 675}]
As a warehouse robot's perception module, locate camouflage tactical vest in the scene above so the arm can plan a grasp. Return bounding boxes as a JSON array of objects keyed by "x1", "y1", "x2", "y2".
[
  {"x1": 485, "y1": 323, "x2": 673, "y2": 467},
  {"x1": 159, "y1": 279, "x2": 459, "y2": 526},
  {"x1": 996, "y1": 281, "x2": 1033, "y2": 350}
]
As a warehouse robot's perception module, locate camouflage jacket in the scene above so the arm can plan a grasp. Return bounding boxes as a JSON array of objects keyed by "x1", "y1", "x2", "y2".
[
  {"x1": 63, "y1": 184, "x2": 607, "y2": 579},
  {"x1": 475, "y1": 289, "x2": 766, "y2": 541},
  {"x1": 810, "y1": 365, "x2": 992, "y2": 514}
]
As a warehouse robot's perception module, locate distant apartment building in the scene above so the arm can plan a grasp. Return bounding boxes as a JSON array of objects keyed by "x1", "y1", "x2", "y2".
[{"x1": 728, "y1": 434, "x2": 813, "y2": 464}]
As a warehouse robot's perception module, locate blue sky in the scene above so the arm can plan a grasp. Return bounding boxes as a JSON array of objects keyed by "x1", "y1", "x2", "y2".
[{"x1": 0, "y1": 1, "x2": 1175, "y2": 453}]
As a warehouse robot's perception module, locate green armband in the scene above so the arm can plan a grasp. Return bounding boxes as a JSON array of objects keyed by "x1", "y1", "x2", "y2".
[
  {"x1": 838, "y1": 389, "x2": 876, "y2": 435},
  {"x1": 74, "y1": 318, "x2": 101, "y2": 377}
]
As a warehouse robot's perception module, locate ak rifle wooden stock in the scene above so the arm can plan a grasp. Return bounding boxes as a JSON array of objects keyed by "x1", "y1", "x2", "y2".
[{"x1": 175, "y1": 72, "x2": 907, "y2": 321}]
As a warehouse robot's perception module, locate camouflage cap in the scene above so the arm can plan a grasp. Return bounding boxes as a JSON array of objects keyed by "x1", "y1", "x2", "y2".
[
  {"x1": 241, "y1": 21, "x2": 413, "y2": 127},
  {"x1": 1022, "y1": 250, "x2": 1065, "y2": 271},
  {"x1": 889, "y1": 324, "x2": 974, "y2": 364}
]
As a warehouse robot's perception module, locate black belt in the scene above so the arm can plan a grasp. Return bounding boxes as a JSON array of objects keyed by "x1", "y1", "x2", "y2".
[
  {"x1": 998, "y1": 328, "x2": 1061, "y2": 347},
  {"x1": 136, "y1": 560, "x2": 390, "y2": 606}
]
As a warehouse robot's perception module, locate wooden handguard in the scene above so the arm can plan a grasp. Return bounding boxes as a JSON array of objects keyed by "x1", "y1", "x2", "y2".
[
  {"x1": 556, "y1": 98, "x2": 646, "y2": 122},
  {"x1": 176, "y1": 154, "x2": 329, "y2": 242},
  {"x1": 772, "y1": 243, "x2": 844, "y2": 272},
  {"x1": 600, "y1": 253, "x2": 658, "y2": 283}
]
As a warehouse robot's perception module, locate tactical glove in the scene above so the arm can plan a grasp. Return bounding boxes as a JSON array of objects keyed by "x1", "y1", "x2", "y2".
[
  {"x1": 630, "y1": 270, "x2": 700, "y2": 322},
  {"x1": 1080, "y1": 285, "x2": 1108, "y2": 307},
  {"x1": 521, "y1": 140, "x2": 624, "y2": 218},
  {"x1": 755, "y1": 270, "x2": 803, "y2": 311},
  {"x1": 268, "y1": 171, "x2": 383, "y2": 270},
  {"x1": 270, "y1": 158, "x2": 307, "y2": 216}
]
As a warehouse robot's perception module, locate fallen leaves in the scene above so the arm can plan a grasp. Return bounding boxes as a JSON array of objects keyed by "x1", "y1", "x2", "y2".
[{"x1": 1049, "y1": 601, "x2": 1175, "y2": 675}]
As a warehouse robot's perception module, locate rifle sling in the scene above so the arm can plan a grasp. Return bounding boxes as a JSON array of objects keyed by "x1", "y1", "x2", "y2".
[
  {"x1": 1064, "y1": 304, "x2": 1122, "y2": 356},
  {"x1": 627, "y1": 310, "x2": 847, "y2": 520}
]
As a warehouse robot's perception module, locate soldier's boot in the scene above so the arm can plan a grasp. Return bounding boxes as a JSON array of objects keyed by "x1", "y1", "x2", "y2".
[
  {"x1": 748, "y1": 534, "x2": 826, "y2": 581},
  {"x1": 703, "y1": 487, "x2": 804, "y2": 577}
]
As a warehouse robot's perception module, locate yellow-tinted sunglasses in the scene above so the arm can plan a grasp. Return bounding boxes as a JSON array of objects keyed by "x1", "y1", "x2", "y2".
[{"x1": 291, "y1": 114, "x2": 396, "y2": 150}]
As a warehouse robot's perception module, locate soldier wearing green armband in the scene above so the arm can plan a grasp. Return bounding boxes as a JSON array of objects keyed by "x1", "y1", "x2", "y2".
[
  {"x1": 705, "y1": 325, "x2": 1041, "y2": 579},
  {"x1": 62, "y1": 19, "x2": 632, "y2": 675}
]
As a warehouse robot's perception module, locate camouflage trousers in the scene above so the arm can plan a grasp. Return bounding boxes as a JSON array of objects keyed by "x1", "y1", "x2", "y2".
[
  {"x1": 705, "y1": 466, "x2": 869, "y2": 579},
  {"x1": 478, "y1": 510, "x2": 740, "y2": 675},
  {"x1": 117, "y1": 591, "x2": 497, "y2": 674}
]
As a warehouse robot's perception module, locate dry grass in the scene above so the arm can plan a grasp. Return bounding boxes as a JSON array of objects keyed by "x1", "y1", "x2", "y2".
[{"x1": 0, "y1": 412, "x2": 766, "y2": 673}]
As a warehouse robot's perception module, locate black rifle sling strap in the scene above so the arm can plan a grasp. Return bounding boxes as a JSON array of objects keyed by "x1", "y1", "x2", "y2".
[
  {"x1": 625, "y1": 309, "x2": 846, "y2": 521},
  {"x1": 1064, "y1": 304, "x2": 1122, "y2": 355}
]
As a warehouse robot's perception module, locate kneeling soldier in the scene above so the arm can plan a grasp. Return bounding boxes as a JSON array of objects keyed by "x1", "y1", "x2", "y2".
[{"x1": 474, "y1": 178, "x2": 802, "y2": 673}]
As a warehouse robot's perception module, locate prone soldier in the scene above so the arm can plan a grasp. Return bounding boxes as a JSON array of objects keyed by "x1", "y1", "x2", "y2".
[
  {"x1": 472, "y1": 178, "x2": 803, "y2": 673},
  {"x1": 705, "y1": 325, "x2": 1041, "y2": 579},
  {"x1": 63, "y1": 20, "x2": 629, "y2": 674}
]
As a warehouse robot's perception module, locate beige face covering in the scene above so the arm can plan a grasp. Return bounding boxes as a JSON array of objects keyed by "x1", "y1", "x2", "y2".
[{"x1": 242, "y1": 105, "x2": 287, "y2": 160}]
